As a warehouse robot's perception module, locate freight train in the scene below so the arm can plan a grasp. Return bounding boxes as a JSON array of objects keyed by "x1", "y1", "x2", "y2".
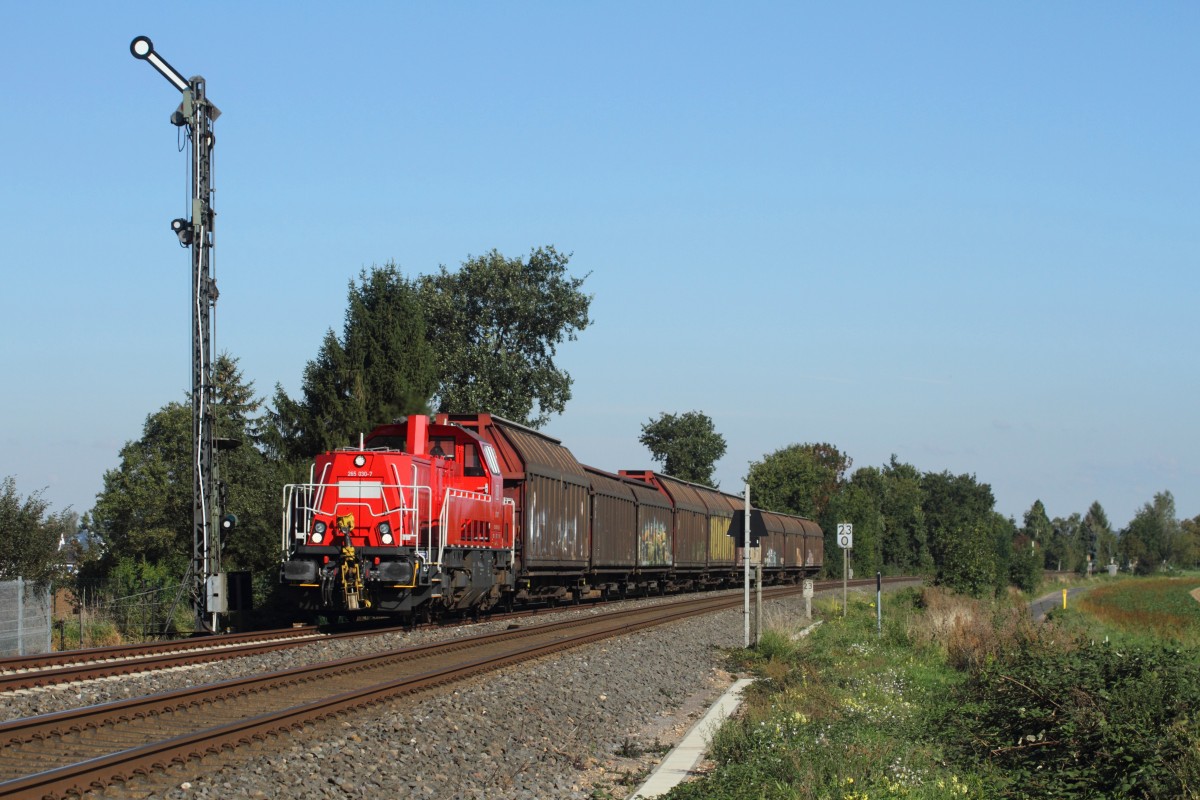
[{"x1": 279, "y1": 413, "x2": 824, "y2": 619}]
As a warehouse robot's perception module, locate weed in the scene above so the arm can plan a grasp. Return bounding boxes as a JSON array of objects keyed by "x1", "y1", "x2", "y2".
[{"x1": 615, "y1": 737, "x2": 644, "y2": 758}]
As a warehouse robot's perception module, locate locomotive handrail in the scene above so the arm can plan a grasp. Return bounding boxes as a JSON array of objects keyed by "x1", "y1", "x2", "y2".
[
  {"x1": 437, "y1": 487, "x2": 497, "y2": 565},
  {"x1": 504, "y1": 497, "x2": 516, "y2": 566},
  {"x1": 282, "y1": 480, "x2": 433, "y2": 560}
]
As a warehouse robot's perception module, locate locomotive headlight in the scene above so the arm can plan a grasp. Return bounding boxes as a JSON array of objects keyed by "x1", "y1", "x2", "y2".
[
  {"x1": 354, "y1": 455, "x2": 366, "y2": 467},
  {"x1": 312, "y1": 520, "x2": 327, "y2": 544},
  {"x1": 379, "y1": 521, "x2": 393, "y2": 545}
]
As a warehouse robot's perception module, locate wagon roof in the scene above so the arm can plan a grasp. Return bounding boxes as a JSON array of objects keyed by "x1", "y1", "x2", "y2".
[{"x1": 440, "y1": 414, "x2": 589, "y2": 486}]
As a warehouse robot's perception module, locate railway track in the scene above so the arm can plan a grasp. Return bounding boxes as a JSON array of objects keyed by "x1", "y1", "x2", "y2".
[
  {"x1": 0, "y1": 581, "x2": 902, "y2": 800},
  {"x1": 0, "y1": 626, "x2": 338, "y2": 692},
  {"x1": 0, "y1": 576, "x2": 880, "y2": 693}
]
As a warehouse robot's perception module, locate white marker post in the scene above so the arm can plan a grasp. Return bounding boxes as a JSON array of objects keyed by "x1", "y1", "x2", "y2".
[{"x1": 837, "y1": 523, "x2": 853, "y2": 617}]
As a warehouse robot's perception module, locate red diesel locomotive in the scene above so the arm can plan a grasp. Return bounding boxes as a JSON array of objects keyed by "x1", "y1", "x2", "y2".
[{"x1": 280, "y1": 413, "x2": 823, "y2": 618}]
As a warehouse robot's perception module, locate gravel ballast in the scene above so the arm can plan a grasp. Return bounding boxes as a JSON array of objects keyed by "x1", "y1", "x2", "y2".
[{"x1": 4, "y1": 587, "x2": 895, "y2": 799}]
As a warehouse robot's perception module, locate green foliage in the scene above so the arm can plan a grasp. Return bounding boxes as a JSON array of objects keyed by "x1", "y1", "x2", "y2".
[
  {"x1": 92, "y1": 401, "x2": 192, "y2": 570},
  {"x1": 1022, "y1": 500, "x2": 1053, "y2": 552},
  {"x1": 0, "y1": 476, "x2": 70, "y2": 582},
  {"x1": 639, "y1": 410, "x2": 727, "y2": 485},
  {"x1": 418, "y1": 246, "x2": 591, "y2": 429},
  {"x1": 878, "y1": 456, "x2": 932, "y2": 573},
  {"x1": 273, "y1": 264, "x2": 436, "y2": 461},
  {"x1": 945, "y1": 636, "x2": 1200, "y2": 798},
  {"x1": 99, "y1": 557, "x2": 192, "y2": 638},
  {"x1": 1083, "y1": 501, "x2": 1117, "y2": 568},
  {"x1": 921, "y1": 470, "x2": 996, "y2": 587},
  {"x1": 1121, "y1": 491, "x2": 1184, "y2": 572},
  {"x1": 92, "y1": 354, "x2": 287, "y2": 617},
  {"x1": 663, "y1": 591, "x2": 984, "y2": 800},
  {"x1": 1008, "y1": 535, "x2": 1042, "y2": 594},
  {"x1": 938, "y1": 521, "x2": 999, "y2": 598},
  {"x1": 745, "y1": 442, "x2": 851, "y2": 521},
  {"x1": 826, "y1": 471, "x2": 885, "y2": 577}
]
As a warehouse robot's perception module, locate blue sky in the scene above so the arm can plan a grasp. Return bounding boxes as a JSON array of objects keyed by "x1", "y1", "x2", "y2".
[{"x1": 2, "y1": 2, "x2": 1196, "y2": 530}]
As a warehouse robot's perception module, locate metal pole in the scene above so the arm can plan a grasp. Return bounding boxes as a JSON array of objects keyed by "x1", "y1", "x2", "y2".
[
  {"x1": 131, "y1": 37, "x2": 221, "y2": 633},
  {"x1": 842, "y1": 546, "x2": 847, "y2": 617},
  {"x1": 16, "y1": 577, "x2": 24, "y2": 656},
  {"x1": 755, "y1": 562, "x2": 762, "y2": 645},
  {"x1": 743, "y1": 484, "x2": 750, "y2": 648},
  {"x1": 876, "y1": 571, "x2": 882, "y2": 637}
]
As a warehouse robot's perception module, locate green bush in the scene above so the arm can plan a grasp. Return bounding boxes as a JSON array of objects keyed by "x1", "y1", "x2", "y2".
[{"x1": 944, "y1": 637, "x2": 1200, "y2": 798}]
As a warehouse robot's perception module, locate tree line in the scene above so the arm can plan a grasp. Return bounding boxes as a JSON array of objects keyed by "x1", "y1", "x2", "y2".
[{"x1": 637, "y1": 411, "x2": 1200, "y2": 596}]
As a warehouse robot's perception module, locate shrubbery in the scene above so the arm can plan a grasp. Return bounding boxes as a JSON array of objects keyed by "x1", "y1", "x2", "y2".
[
  {"x1": 945, "y1": 635, "x2": 1200, "y2": 798},
  {"x1": 650, "y1": 585, "x2": 1200, "y2": 800}
]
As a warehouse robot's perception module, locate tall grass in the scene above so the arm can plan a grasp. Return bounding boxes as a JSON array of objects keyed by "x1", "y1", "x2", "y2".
[{"x1": 656, "y1": 585, "x2": 1200, "y2": 800}]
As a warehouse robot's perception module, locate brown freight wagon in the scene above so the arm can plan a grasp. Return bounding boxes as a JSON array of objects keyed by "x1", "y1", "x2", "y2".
[
  {"x1": 583, "y1": 466, "x2": 637, "y2": 584},
  {"x1": 697, "y1": 487, "x2": 739, "y2": 585},
  {"x1": 757, "y1": 511, "x2": 788, "y2": 575},
  {"x1": 799, "y1": 517, "x2": 824, "y2": 575},
  {"x1": 621, "y1": 471, "x2": 708, "y2": 586},
  {"x1": 627, "y1": 476, "x2": 674, "y2": 581}
]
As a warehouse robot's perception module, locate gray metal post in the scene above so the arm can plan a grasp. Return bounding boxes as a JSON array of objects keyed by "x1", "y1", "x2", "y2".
[
  {"x1": 131, "y1": 37, "x2": 222, "y2": 633},
  {"x1": 743, "y1": 484, "x2": 750, "y2": 648},
  {"x1": 16, "y1": 577, "x2": 24, "y2": 656},
  {"x1": 755, "y1": 562, "x2": 762, "y2": 645},
  {"x1": 876, "y1": 571, "x2": 882, "y2": 637}
]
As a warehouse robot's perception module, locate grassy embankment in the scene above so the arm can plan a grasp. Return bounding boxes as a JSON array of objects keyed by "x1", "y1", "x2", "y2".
[{"x1": 654, "y1": 578, "x2": 1200, "y2": 800}]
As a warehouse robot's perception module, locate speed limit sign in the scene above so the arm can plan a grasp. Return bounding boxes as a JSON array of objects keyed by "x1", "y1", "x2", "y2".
[{"x1": 837, "y1": 523, "x2": 853, "y2": 549}]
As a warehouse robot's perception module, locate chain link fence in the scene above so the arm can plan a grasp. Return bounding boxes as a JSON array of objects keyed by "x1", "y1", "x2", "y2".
[{"x1": 0, "y1": 578, "x2": 52, "y2": 656}]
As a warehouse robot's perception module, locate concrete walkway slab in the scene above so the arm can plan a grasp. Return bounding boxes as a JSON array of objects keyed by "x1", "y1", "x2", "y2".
[{"x1": 627, "y1": 677, "x2": 754, "y2": 799}]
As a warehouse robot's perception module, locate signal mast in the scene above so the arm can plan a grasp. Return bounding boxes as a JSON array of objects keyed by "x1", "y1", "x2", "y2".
[{"x1": 130, "y1": 36, "x2": 224, "y2": 633}]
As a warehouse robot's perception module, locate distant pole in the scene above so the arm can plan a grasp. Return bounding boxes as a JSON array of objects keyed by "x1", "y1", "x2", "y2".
[
  {"x1": 743, "y1": 484, "x2": 750, "y2": 648},
  {"x1": 876, "y1": 571, "x2": 882, "y2": 637}
]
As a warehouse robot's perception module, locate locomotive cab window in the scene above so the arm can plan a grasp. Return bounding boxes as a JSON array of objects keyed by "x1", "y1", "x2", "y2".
[
  {"x1": 430, "y1": 437, "x2": 456, "y2": 459},
  {"x1": 463, "y1": 444, "x2": 486, "y2": 477},
  {"x1": 365, "y1": 434, "x2": 406, "y2": 451}
]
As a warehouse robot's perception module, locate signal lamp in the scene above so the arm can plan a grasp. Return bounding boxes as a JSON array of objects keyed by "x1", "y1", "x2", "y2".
[
  {"x1": 170, "y1": 217, "x2": 193, "y2": 246},
  {"x1": 354, "y1": 455, "x2": 366, "y2": 467}
]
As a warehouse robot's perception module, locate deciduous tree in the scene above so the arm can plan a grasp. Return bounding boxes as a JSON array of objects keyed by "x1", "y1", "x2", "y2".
[
  {"x1": 0, "y1": 477, "x2": 70, "y2": 583},
  {"x1": 920, "y1": 470, "x2": 996, "y2": 589},
  {"x1": 1121, "y1": 491, "x2": 1182, "y2": 572},
  {"x1": 639, "y1": 411, "x2": 727, "y2": 485},
  {"x1": 418, "y1": 246, "x2": 591, "y2": 428},
  {"x1": 746, "y1": 442, "x2": 851, "y2": 522}
]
